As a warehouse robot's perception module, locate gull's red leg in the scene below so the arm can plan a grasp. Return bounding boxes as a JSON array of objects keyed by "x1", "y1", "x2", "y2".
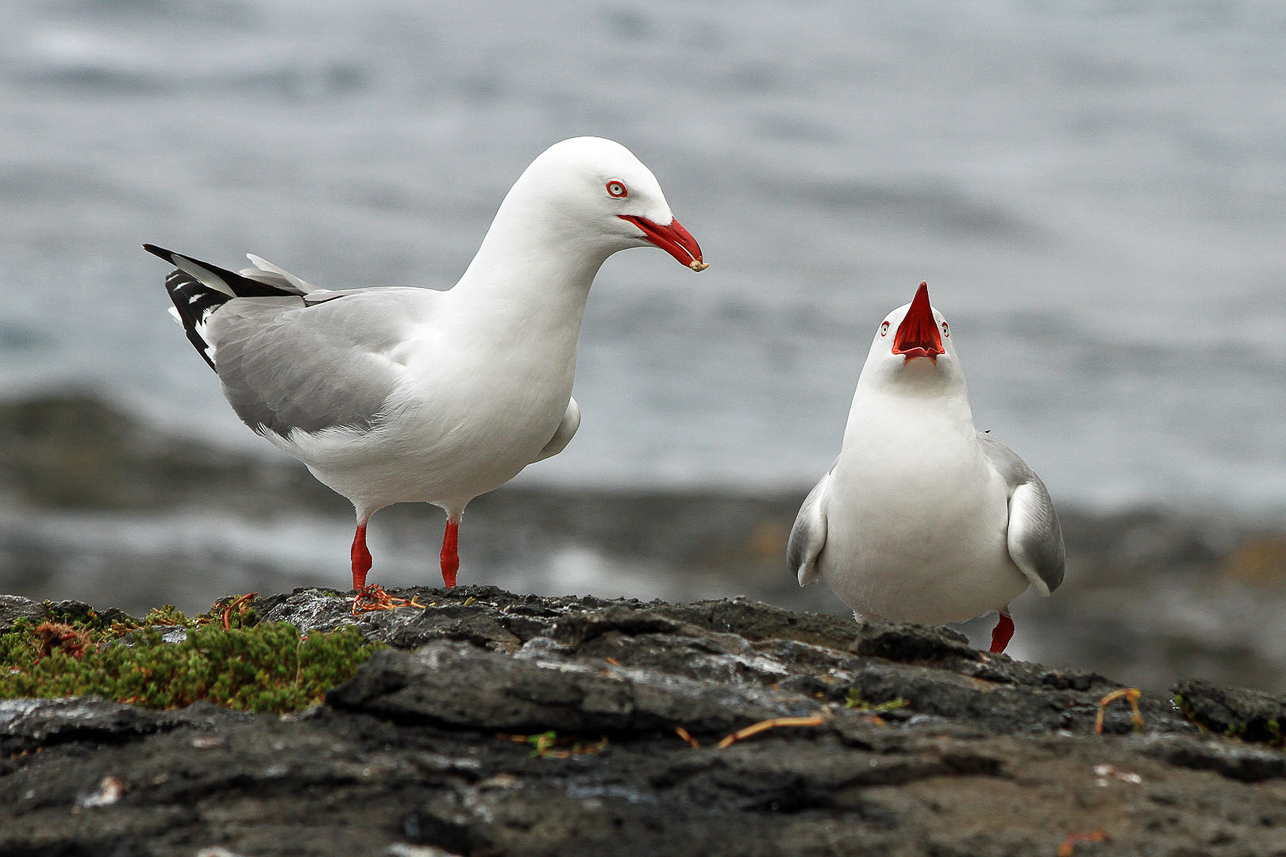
[
  {"x1": 351, "y1": 522, "x2": 373, "y2": 591},
  {"x1": 440, "y1": 517, "x2": 460, "y2": 588},
  {"x1": 989, "y1": 610, "x2": 1015, "y2": 654}
]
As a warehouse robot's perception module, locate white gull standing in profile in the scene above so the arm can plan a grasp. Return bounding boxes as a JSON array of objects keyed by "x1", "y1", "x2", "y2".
[
  {"x1": 146, "y1": 136, "x2": 706, "y2": 602},
  {"x1": 787, "y1": 282, "x2": 1063, "y2": 653}
]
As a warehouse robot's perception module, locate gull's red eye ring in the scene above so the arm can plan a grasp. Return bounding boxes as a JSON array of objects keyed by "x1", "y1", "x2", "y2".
[
  {"x1": 606, "y1": 180, "x2": 628, "y2": 198},
  {"x1": 941, "y1": 321, "x2": 950, "y2": 338},
  {"x1": 880, "y1": 321, "x2": 890, "y2": 336}
]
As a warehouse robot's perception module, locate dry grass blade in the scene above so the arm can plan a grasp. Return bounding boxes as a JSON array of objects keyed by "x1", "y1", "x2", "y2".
[
  {"x1": 352, "y1": 585, "x2": 428, "y2": 615},
  {"x1": 1095, "y1": 688, "x2": 1143, "y2": 734},
  {"x1": 716, "y1": 715, "x2": 826, "y2": 749},
  {"x1": 674, "y1": 726, "x2": 700, "y2": 749}
]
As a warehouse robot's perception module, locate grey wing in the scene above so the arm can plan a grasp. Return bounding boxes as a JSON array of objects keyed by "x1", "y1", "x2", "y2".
[
  {"x1": 977, "y1": 432, "x2": 1065, "y2": 596},
  {"x1": 209, "y1": 289, "x2": 429, "y2": 437},
  {"x1": 787, "y1": 461, "x2": 835, "y2": 587},
  {"x1": 534, "y1": 397, "x2": 580, "y2": 462}
]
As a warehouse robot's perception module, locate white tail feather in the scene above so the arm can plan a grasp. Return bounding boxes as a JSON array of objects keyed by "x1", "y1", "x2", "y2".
[
  {"x1": 241, "y1": 254, "x2": 318, "y2": 293},
  {"x1": 172, "y1": 257, "x2": 237, "y2": 298}
]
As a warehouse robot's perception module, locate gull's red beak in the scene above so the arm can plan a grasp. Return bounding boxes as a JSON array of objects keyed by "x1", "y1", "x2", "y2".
[
  {"x1": 892, "y1": 282, "x2": 944, "y2": 361},
  {"x1": 619, "y1": 215, "x2": 708, "y2": 271}
]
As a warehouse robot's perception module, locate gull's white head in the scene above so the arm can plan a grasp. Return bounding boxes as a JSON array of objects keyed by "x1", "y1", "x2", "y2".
[
  {"x1": 505, "y1": 136, "x2": 706, "y2": 271},
  {"x1": 858, "y1": 282, "x2": 964, "y2": 393}
]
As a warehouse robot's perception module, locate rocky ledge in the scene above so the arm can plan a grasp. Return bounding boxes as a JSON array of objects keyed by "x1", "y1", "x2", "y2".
[{"x1": 3, "y1": 586, "x2": 1286, "y2": 857}]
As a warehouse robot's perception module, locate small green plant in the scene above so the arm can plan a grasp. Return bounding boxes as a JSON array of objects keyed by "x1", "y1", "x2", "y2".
[
  {"x1": 0, "y1": 598, "x2": 380, "y2": 714},
  {"x1": 528, "y1": 730, "x2": 559, "y2": 757},
  {"x1": 844, "y1": 689, "x2": 909, "y2": 713},
  {"x1": 498, "y1": 730, "x2": 610, "y2": 759}
]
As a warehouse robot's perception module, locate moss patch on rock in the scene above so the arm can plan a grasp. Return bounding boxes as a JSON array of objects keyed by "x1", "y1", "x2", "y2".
[{"x1": 0, "y1": 596, "x2": 379, "y2": 713}]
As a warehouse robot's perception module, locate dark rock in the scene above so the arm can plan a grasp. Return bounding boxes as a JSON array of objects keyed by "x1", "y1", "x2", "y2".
[
  {"x1": 1174, "y1": 678, "x2": 1286, "y2": 744},
  {"x1": 0, "y1": 697, "x2": 249, "y2": 757},
  {"x1": 5, "y1": 588, "x2": 1286, "y2": 855},
  {"x1": 0, "y1": 594, "x2": 45, "y2": 630},
  {"x1": 1143, "y1": 732, "x2": 1286, "y2": 783},
  {"x1": 326, "y1": 640, "x2": 817, "y2": 736}
]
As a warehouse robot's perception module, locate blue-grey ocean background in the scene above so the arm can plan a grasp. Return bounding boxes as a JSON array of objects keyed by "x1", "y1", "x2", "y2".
[
  {"x1": 5, "y1": 0, "x2": 1285, "y2": 508},
  {"x1": 3, "y1": 0, "x2": 1286, "y2": 674}
]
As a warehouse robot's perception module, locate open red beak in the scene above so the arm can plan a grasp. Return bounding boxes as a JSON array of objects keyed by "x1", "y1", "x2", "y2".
[
  {"x1": 619, "y1": 215, "x2": 708, "y2": 271},
  {"x1": 892, "y1": 282, "x2": 944, "y2": 361}
]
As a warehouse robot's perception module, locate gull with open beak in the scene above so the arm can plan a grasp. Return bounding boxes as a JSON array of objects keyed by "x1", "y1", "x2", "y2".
[{"x1": 787, "y1": 283, "x2": 1064, "y2": 653}]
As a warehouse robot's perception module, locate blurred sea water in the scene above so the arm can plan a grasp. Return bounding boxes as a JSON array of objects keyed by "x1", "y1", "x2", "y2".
[{"x1": 2, "y1": 0, "x2": 1285, "y2": 511}]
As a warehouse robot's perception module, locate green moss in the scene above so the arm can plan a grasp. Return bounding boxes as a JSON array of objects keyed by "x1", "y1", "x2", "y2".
[
  {"x1": 0, "y1": 621, "x2": 41, "y2": 664},
  {"x1": 0, "y1": 601, "x2": 380, "y2": 714}
]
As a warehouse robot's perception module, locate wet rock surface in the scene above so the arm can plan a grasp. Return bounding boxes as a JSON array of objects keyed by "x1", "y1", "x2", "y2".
[{"x1": 4, "y1": 588, "x2": 1286, "y2": 856}]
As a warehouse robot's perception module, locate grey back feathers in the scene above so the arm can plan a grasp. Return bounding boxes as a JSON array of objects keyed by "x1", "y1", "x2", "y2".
[
  {"x1": 208, "y1": 295, "x2": 404, "y2": 437},
  {"x1": 147, "y1": 244, "x2": 401, "y2": 437}
]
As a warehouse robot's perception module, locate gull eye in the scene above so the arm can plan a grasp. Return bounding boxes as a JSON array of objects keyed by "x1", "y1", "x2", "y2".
[
  {"x1": 606, "y1": 180, "x2": 628, "y2": 199},
  {"x1": 941, "y1": 321, "x2": 949, "y2": 337},
  {"x1": 880, "y1": 321, "x2": 890, "y2": 336}
]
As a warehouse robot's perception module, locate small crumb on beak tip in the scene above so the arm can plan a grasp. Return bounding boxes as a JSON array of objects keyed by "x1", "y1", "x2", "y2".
[{"x1": 689, "y1": 260, "x2": 709, "y2": 272}]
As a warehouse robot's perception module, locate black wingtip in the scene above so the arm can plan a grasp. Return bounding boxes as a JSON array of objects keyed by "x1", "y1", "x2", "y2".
[{"x1": 144, "y1": 246, "x2": 301, "y2": 299}]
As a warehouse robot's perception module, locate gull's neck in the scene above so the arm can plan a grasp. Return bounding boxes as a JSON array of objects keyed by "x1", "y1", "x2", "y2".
[
  {"x1": 844, "y1": 378, "x2": 978, "y2": 454},
  {"x1": 451, "y1": 191, "x2": 613, "y2": 340}
]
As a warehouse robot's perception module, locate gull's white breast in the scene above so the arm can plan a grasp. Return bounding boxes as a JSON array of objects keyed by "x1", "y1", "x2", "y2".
[{"x1": 817, "y1": 393, "x2": 1029, "y2": 623}]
